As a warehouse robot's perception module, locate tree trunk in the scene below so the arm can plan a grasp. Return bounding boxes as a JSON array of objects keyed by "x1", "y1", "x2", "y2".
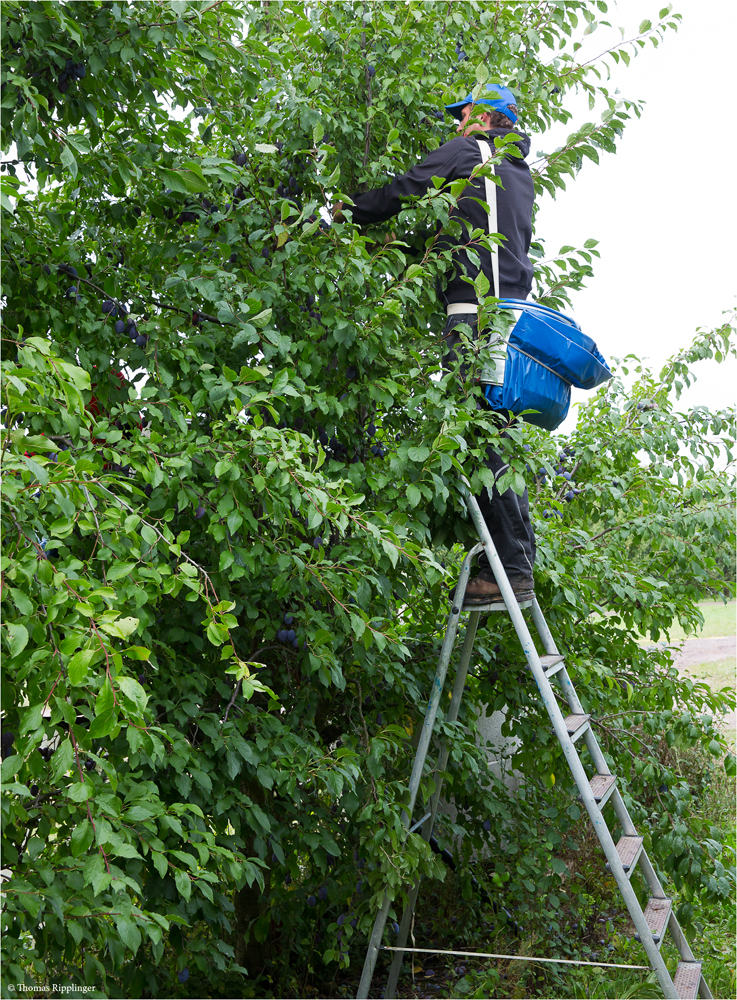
[{"x1": 233, "y1": 777, "x2": 272, "y2": 974}]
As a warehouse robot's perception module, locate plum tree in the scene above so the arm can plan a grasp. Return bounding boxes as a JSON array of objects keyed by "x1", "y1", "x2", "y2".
[{"x1": 1, "y1": 3, "x2": 734, "y2": 999}]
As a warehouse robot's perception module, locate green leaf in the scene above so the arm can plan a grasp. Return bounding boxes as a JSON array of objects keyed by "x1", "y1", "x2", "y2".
[
  {"x1": 251, "y1": 308, "x2": 272, "y2": 329},
  {"x1": 6, "y1": 622, "x2": 29, "y2": 657},
  {"x1": 88, "y1": 710, "x2": 116, "y2": 739},
  {"x1": 214, "y1": 459, "x2": 233, "y2": 479},
  {"x1": 60, "y1": 143, "x2": 78, "y2": 179},
  {"x1": 67, "y1": 780, "x2": 93, "y2": 802},
  {"x1": 1, "y1": 755, "x2": 22, "y2": 782},
  {"x1": 99, "y1": 616, "x2": 139, "y2": 639},
  {"x1": 50, "y1": 738, "x2": 74, "y2": 781},
  {"x1": 381, "y1": 539, "x2": 399, "y2": 568},
  {"x1": 55, "y1": 697, "x2": 77, "y2": 727},
  {"x1": 175, "y1": 869, "x2": 192, "y2": 901},
  {"x1": 116, "y1": 916, "x2": 142, "y2": 954},
  {"x1": 106, "y1": 561, "x2": 138, "y2": 581},
  {"x1": 96, "y1": 680, "x2": 115, "y2": 718},
  {"x1": 9, "y1": 587, "x2": 34, "y2": 616},
  {"x1": 122, "y1": 645, "x2": 150, "y2": 661},
  {"x1": 91, "y1": 870, "x2": 112, "y2": 896},
  {"x1": 141, "y1": 525, "x2": 158, "y2": 546},
  {"x1": 66, "y1": 133, "x2": 91, "y2": 155},
  {"x1": 206, "y1": 622, "x2": 227, "y2": 646},
  {"x1": 22, "y1": 455, "x2": 48, "y2": 485},
  {"x1": 71, "y1": 818, "x2": 94, "y2": 857},
  {"x1": 56, "y1": 361, "x2": 90, "y2": 390},
  {"x1": 68, "y1": 647, "x2": 97, "y2": 685},
  {"x1": 152, "y1": 851, "x2": 168, "y2": 877},
  {"x1": 406, "y1": 484, "x2": 421, "y2": 508},
  {"x1": 118, "y1": 675, "x2": 148, "y2": 712},
  {"x1": 160, "y1": 167, "x2": 208, "y2": 193},
  {"x1": 19, "y1": 702, "x2": 43, "y2": 735}
]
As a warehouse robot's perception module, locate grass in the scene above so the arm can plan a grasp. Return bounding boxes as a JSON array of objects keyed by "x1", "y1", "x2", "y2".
[
  {"x1": 685, "y1": 654, "x2": 736, "y2": 745},
  {"x1": 595, "y1": 599, "x2": 735, "y2": 645},
  {"x1": 679, "y1": 656, "x2": 735, "y2": 689},
  {"x1": 664, "y1": 600, "x2": 736, "y2": 642}
]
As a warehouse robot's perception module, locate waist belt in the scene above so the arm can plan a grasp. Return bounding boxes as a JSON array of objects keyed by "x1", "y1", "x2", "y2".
[{"x1": 446, "y1": 302, "x2": 478, "y2": 316}]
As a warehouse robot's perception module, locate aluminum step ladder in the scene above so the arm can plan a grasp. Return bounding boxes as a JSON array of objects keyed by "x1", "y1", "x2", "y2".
[{"x1": 355, "y1": 482, "x2": 711, "y2": 1000}]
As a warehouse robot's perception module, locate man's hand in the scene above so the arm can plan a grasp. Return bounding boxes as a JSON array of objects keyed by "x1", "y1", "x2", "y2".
[{"x1": 332, "y1": 201, "x2": 344, "y2": 222}]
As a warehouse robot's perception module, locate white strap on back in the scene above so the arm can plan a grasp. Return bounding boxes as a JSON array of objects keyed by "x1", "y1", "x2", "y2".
[{"x1": 476, "y1": 137, "x2": 499, "y2": 299}]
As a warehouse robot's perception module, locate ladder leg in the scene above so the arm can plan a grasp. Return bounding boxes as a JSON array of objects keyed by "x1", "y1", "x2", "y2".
[
  {"x1": 384, "y1": 612, "x2": 482, "y2": 998},
  {"x1": 384, "y1": 878, "x2": 420, "y2": 1000},
  {"x1": 428, "y1": 610, "x2": 482, "y2": 819},
  {"x1": 356, "y1": 891, "x2": 393, "y2": 1000},
  {"x1": 355, "y1": 552, "x2": 477, "y2": 999}
]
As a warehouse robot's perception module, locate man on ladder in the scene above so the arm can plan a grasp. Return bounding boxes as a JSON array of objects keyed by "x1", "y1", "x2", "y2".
[
  {"x1": 336, "y1": 83, "x2": 537, "y2": 605},
  {"x1": 342, "y1": 86, "x2": 710, "y2": 1000}
]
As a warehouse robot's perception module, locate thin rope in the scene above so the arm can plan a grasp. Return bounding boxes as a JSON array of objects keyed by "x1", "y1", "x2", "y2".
[
  {"x1": 508, "y1": 343, "x2": 573, "y2": 385},
  {"x1": 381, "y1": 946, "x2": 650, "y2": 971}
]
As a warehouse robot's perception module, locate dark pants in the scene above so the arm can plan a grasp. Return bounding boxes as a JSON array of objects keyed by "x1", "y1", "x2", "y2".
[{"x1": 443, "y1": 313, "x2": 536, "y2": 581}]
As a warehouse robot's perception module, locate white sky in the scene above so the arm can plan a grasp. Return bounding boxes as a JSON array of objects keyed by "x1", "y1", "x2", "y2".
[{"x1": 533, "y1": 0, "x2": 736, "y2": 433}]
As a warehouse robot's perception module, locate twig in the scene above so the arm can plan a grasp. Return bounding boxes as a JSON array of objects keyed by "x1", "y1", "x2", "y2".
[
  {"x1": 356, "y1": 681, "x2": 379, "y2": 802},
  {"x1": 69, "y1": 728, "x2": 110, "y2": 874},
  {"x1": 222, "y1": 680, "x2": 242, "y2": 725},
  {"x1": 81, "y1": 484, "x2": 105, "y2": 572}
]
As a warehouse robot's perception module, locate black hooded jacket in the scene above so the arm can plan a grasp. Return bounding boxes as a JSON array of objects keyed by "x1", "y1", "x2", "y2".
[{"x1": 349, "y1": 128, "x2": 534, "y2": 304}]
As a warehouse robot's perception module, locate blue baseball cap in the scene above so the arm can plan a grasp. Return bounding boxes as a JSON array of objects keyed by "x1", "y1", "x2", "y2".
[{"x1": 445, "y1": 83, "x2": 518, "y2": 123}]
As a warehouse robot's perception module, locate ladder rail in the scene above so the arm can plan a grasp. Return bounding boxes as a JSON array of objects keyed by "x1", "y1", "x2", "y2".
[
  {"x1": 537, "y1": 611, "x2": 645, "y2": 844},
  {"x1": 554, "y1": 658, "x2": 643, "y2": 840},
  {"x1": 638, "y1": 849, "x2": 672, "y2": 905},
  {"x1": 667, "y1": 910, "x2": 697, "y2": 963},
  {"x1": 454, "y1": 489, "x2": 680, "y2": 999},
  {"x1": 556, "y1": 669, "x2": 643, "y2": 838},
  {"x1": 531, "y1": 602, "x2": 616, "y2": 781}
]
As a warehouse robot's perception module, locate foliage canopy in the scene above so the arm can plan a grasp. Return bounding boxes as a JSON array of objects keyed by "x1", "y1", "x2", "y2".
[{"x1": 1, "y1": 2, "x2": 734, "y2": 996}]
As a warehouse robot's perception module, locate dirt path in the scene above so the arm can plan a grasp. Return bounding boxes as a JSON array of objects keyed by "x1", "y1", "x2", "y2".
[
  {"x1": 668, "y1": 636, "x2": 736, "y2": 738},
  {"x1": 669, "y1": 636, "x2": 736, "y2": 670}
]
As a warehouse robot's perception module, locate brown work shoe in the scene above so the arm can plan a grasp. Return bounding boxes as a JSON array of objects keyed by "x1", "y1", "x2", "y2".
[{"x1": 460, "y1": 568, "x2": 534, "y2": 606}]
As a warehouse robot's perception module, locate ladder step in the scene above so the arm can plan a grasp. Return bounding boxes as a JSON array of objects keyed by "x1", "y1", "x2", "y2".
[
  {"x1": 673, "y1": 961, "x2": 702, "y2": 999},
  {"x1": 540, "y1": 653, "x2": 565, "y2": 677},
  {"x1": 634, "y1": 896, "x2": 672, "y2": 946},
  {"x1": 606, "y1": 835, "x2": 643, "y2": 875},
  {"x1": 461, "y1": 599, "x2": 533, "y2": 612},
  {"x1": 563, "y1": 713, "x2": 590, "y2": 741},
  {"x1": 588, "y1": 773, "x2": 616, "y2": 806}
]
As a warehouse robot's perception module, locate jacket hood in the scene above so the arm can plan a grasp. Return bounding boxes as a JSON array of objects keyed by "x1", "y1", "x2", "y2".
[{"x1": 478, "y1": 127, "x2": 530, "y2": 160}]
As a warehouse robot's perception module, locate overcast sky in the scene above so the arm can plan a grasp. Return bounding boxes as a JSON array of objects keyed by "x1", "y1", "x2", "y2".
[{"x1": 532, "y1": 0, "x2": 736, "y2": 433}]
